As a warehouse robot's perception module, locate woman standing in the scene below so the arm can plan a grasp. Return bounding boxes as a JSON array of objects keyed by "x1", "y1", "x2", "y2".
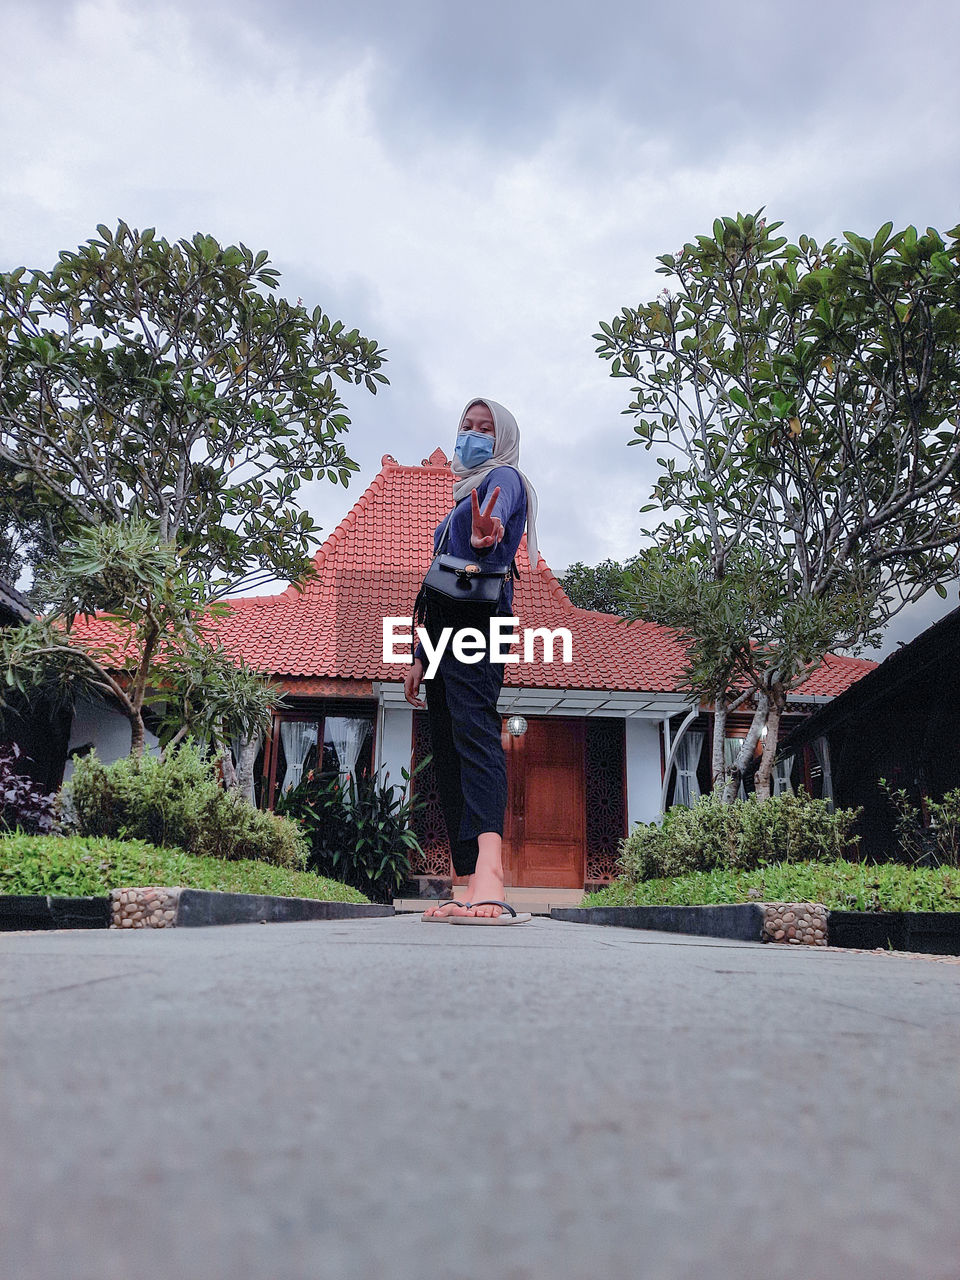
[{"x1": 403, "y1": 398, "x2": 539, "y2": 923}]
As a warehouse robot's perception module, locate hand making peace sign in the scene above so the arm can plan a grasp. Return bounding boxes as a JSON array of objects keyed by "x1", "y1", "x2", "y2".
[{"x1": 470, "y1": 485, "x2": 503, "y2": 550}]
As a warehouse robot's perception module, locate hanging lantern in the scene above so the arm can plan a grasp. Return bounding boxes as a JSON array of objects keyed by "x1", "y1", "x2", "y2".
[{"x1": 506, "y1": 715, "x2": 528, "y2": 737}]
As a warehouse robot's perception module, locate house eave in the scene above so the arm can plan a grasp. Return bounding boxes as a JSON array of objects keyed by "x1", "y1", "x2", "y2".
[
  {"x1": 274, "y1": 676, "x2": 376, "y2": 697},
  {"x1": 375, "y1": 682, "x2": 695, "y2": 718},
  {"x1": 0, "y1": 579, "x2": 37, "y2": 626}
]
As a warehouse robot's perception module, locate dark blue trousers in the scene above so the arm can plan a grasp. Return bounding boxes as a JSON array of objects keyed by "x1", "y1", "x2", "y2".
[{"x1": 422, "y1": 599, "x2": 508, "y2": 878}]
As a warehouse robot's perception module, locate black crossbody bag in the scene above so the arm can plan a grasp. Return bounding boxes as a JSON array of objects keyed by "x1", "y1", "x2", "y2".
[{"x1": 413, "y1": 511, "x2": 520, "y2": 630}]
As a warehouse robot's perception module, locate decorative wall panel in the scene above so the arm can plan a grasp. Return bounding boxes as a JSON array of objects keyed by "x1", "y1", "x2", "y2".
[
  {"x1": 409, "y1": 711, "x2": 451, "y2": 876},
  {"x1": 585, "y1": 719, "x2": 627, "y2": 882}
]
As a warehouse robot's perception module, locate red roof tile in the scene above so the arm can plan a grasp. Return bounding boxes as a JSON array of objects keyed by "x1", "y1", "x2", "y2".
[{"x1": 65, "y1": 450, "x2": 877, "y2": 697}]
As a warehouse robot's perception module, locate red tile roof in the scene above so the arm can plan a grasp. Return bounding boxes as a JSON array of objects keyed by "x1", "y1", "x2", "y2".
[{"x1": 64, "y1": 448, "x2": 877, "y2": 697}]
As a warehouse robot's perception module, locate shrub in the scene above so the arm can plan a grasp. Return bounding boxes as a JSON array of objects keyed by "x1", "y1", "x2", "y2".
[
  {"x1": 730, "y1": 790, "x2": 861, "y2": 871},
  {"x1": 58, "y1": 740, "x2": 308, "y2": 870},
  {"x1": 879, "y1": 779, "x2": 960, "y2": 868},
  {"x1": 0, "y1": 741, "x2": 58, "y2": 835},
  {"x1": 275, "y1": 766, "x2": 426, "y2": 904},
  {"x1": 618, "y1": 789, "x2": 861, "y2": 883}
]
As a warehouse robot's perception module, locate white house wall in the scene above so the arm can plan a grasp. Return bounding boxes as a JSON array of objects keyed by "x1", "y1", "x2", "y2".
[
  {"x1": 625, "y1": 718, "x2": 663, "y2": 829},
  {"x1": 62, "y1": 695, "x2": 161, "y2": 782},
  {"x1": 376, "y1": 702, "x2": 414, "y2": 799}
]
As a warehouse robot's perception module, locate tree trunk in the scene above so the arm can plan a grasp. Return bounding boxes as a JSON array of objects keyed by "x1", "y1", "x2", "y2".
[
  {"x1": 234, "y1": 734, "x2": 262, "y2": 803},
  {"x1": 161, "y1": 724, "x2": 191, "y2": 761},
  {"x1": 753, "y1": 687, "x2": 785, "y2": 801},
  {"x1": 711, "y1": 701, "x2": 727, "y2": 791},
  {"x1": 128, "y1": 710, "x2": 146, "y2": 759},
  {"x1": 219, "y1": 749, "x2": 236, "y2": 789},
  {"x1": 219, "y1": 727, "x2": 237, "y2": 790},
  {"x1": 722, "y1": 693, "x2": 768, "y2": 803}
]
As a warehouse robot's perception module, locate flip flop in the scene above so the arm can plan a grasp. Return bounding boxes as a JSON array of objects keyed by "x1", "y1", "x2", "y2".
[
  {"x1": 420, "y1": 898, "x2": 470, "y2": 921},
  {"x1": 447, "y1": 900, "x2": 533, "y2": 925}
]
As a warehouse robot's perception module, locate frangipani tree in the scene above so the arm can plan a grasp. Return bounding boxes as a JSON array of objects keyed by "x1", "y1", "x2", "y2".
[
  {"x1": 623, "y1": 541, "x2": 878, "y2": 800},
  {"x1": 0, "y1": 221, "x2": 388, "y2": 770},
  {"x1": 0, "y1": 220, "x2": 388, "y2": 601},
  {"x1": 0, "y1": 520, "x2": 285, "y2": 766},
  {"x1": 597, "y1": 212, "x2": 960, "y2": 798}
]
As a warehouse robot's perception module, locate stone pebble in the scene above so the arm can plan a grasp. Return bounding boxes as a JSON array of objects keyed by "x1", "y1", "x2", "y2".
[
  {"x1": 760, "y1": 902, "x2": 829, "y2": 947},
  {"x1": 110, "y1": 886, "x2": 181, "y2": 929}
]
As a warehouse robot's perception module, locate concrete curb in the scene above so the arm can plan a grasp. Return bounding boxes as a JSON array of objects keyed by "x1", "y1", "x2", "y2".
[
  {"x1": 0, "y1": 895, "x2": 111, "y2": 931},
  {"x1": 550, "y1": 902, "x2": 829, "y2": 946},
  {"x1": 550, "y1": 903, "x2": 769, "y2": 941},
  {"x1": 110, "y1": 887, "x2": 395, "y2": 928},
  {"x1": 0, "y1": 889, "x2": 393, "y2": 931},
  {"x1": 828, "y1": 909, "x2": 960, "y2": 955},
  {"x1": 551, "y1": 903, "x2": 960, "y2": 953}
]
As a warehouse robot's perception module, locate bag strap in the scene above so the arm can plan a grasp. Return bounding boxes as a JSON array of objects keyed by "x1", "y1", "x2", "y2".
[{"x1": 436, "y1": 511, "x2": 454, "y2": 554}]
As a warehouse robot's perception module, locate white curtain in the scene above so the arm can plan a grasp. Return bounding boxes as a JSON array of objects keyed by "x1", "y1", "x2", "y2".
[
  {"x1": 811, "y1": 736, "x2": 834, "y2": 804},
  {"x1": 674, "y1": 730, "x2": 704, "y2": 807},
  {"x1": 724, "y1": 737, "x2": 748, "y2": 800},
  {"x1": 773, "y1": 753, "x2": 795, "y2": 796},
  {"x1": 230, "y1": 731, "x2": 263, "y2": 804},
  {"x1": 279, "y1": 721, "x2": 319, "y2": 793},
  {"x1": 325, "y1": 716, "x2": 372, "y2": 787}
]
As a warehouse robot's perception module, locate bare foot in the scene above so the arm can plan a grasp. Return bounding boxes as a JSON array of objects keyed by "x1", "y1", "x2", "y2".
[
  {"x1": 422, "y1": 899, "x2": 470, "y2": 918},
  {"x1": 464, "y1": 864, "x2": 506, "y2": 918}
]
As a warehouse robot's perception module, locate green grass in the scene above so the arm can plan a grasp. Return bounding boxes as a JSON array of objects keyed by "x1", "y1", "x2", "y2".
[
  {"x1": 0, "y1": 833, "x2": 370, "y2": 903},
  {"x1": 583, "y1": 860, "x2": 960, "y2": 914}
]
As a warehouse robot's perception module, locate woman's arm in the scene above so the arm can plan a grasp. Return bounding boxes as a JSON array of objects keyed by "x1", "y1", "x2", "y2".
[{"x1": 471, "y1": 467, "x2": 525, "y2": 556}]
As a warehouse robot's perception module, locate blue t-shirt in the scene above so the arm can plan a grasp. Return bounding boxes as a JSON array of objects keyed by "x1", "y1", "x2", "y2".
[{"x1": 413, "y1": 465, "x2": 527, "y2": 666}]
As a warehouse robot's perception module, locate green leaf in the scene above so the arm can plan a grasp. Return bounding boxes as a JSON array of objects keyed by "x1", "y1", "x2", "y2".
[
  {"x1": 842, "y1": 231, "x2": 872, "y2": 257},
  {"x1": 872, "y1": 221, "x2": 894, "y2": 254}
]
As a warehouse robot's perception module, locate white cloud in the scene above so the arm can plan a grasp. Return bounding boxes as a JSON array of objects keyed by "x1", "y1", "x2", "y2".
[{"x1": 2, "y1": 0, "x2": 958, "y2": 655}]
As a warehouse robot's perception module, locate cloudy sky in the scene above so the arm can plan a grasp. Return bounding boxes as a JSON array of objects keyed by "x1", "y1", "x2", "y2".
[{"x1": 3, "y1": 0, "x2": 958, "y2": 658}]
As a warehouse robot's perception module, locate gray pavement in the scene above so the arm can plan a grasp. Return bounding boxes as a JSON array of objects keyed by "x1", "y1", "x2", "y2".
[{"x1": 2, "y1": 915, "x2": 959, "y2": 1280}]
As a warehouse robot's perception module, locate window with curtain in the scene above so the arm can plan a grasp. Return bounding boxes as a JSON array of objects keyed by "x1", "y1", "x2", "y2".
[
  {"x1": 264, "y1": 707, "x2": 377, "y2": 810},
  {"x1": 279, "y1": 721, "x2": 318, "y2": 794},
  {"x1": 324, "y1": 716, "x2": 373, "y2": 787},
  {"x1": 673, "y1": 730, "x2": 704, "y2": 807},
  {"x1": 773, "y1": 753, "x2": 794, "y2": 796},
  {"x1": 810, "y1": 736, "x2": 834, "y2": 804}
]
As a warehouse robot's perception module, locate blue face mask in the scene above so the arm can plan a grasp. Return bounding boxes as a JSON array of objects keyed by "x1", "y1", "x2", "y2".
[{"x1": 454, "y1": 430, "x2": 495, "y2": 469}]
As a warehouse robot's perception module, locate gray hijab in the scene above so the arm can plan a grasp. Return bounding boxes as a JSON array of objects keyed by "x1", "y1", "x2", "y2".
[{"x1": 450, "y1": 397, "x2": 540, "y2": 568}]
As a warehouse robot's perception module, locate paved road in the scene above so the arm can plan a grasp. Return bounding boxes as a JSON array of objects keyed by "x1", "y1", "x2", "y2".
[{"x1": 2, "y1": 915, "x2": 958, "y2": 1280}]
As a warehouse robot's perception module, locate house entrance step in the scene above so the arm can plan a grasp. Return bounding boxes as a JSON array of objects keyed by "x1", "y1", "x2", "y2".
[{"x1": 392, "y1": 887, "x2": 586, "y2": 916}]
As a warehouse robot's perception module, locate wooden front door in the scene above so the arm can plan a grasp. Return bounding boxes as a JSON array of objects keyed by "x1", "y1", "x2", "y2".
[{"x1": 501, "y1": 717, "x2": 585, "y2": 888}]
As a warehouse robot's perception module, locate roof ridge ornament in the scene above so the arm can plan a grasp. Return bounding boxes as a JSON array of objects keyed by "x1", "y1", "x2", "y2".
[{"x1": 421, "y1": 446, "x2": 451, "y2": 468}]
